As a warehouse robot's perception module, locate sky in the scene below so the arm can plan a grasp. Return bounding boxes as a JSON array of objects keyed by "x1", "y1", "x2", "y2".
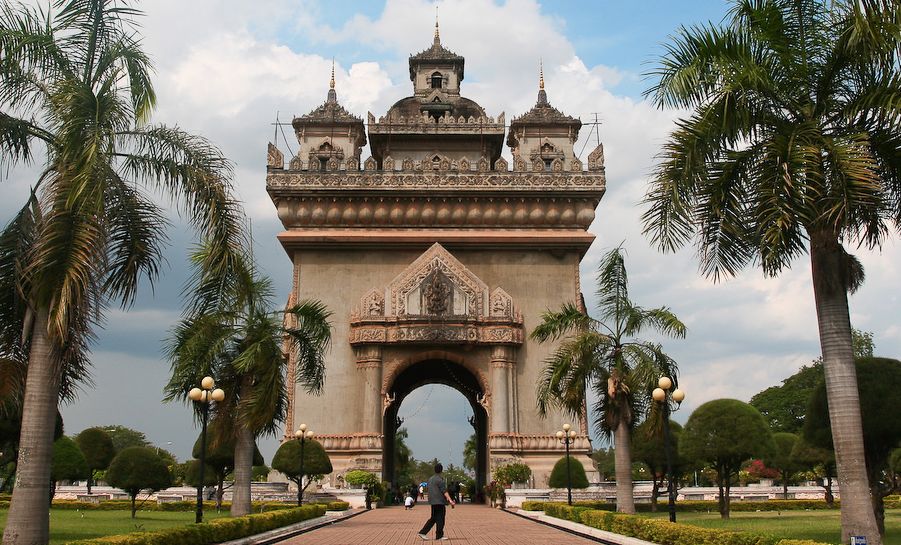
[{"x1": 3, "y1": 0, "x2": 900, "y2": 471}]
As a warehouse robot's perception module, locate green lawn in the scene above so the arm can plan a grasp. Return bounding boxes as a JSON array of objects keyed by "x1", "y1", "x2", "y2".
[
  {"x1": 0, "y1": 509, "x2": 229, "y2": 544},
  {"x1": 643, "y1": 509, "x2": 901, "y2": 545}
]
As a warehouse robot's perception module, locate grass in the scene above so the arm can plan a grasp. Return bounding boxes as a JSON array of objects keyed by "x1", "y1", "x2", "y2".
[
  {"x1": 0, "y1": 509, "x2": 229, "y2": 544},
  {"x1": 643, "y1": 509, "x2": 901, "y2": 545}
]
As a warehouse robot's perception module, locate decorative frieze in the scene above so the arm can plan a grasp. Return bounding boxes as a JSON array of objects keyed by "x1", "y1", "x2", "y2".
[
  {"x1": 272, "y1": 195, "x2": 599, "y2": 229},
  {"x1": 488, "y1": 433, "x2": 592, "y2": 453},
  {"x1": 349, "y1": 321, "x2": 523, "y2": 346}
]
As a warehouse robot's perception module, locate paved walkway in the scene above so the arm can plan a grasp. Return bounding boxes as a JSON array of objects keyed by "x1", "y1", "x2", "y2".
[{"x1": 275, "y1": 504, "x2": 599, "y2": 544}]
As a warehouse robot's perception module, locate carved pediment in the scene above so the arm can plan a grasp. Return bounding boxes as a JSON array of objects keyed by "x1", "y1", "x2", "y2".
[
  {"x1": 349, "y1": 244, "x2": 525, "y2": 346},
  {"x1": 386, "y1": 243, "x2": 488, "y2": 317}
]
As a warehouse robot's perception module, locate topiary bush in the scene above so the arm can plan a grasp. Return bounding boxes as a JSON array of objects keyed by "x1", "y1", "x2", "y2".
[
  {"x1": 548, "y1": 456, "x2": 589, "y2": 488},
  {"x1": 105, "y1": 447, "x2": 171, "y2": 518},
  {"x1": 64, "y1": 504, "x2": 326, "y2": 545},
  {"x1": 494, "y1": 462, "x2": 532, "y2": 486}
]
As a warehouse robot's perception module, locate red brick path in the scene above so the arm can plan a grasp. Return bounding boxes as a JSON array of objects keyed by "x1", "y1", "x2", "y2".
[{"x1": 275, "y1": 504, "x2": 597, "y2": 544}]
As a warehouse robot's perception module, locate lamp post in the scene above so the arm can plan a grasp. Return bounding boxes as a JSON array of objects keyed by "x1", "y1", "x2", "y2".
[
  {"x1": 188, "y1": 376, "x2": 225, "y2": 524},
  {"x1": 294, "y1": 424, "x2": 314, "y2": 505},
  {"x1": 652, "y1": 376, "x2": 684, "y2": 523},
  {"x1": 555, "y1": 423, "x2": 577, "y2": 506}
]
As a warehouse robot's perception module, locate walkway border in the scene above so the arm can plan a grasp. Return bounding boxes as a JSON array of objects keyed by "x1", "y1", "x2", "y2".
[
  {"x1": 505, "y1": 508, "x2": 657, "y2": 545},
  {"x1": 218, "y1": 509, "x2": 368, "y2": 545}
]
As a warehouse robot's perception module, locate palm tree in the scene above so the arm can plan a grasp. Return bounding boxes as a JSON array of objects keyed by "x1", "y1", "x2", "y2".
[
  {"x1": 165, "y1": 250, "x2": 332, "y2": 517},
  {"x1": 0, "y1": 1, "x2": 243, "y2": 542},
  {"x1": 642, "y1": 1, "x2": 901, "y2": 542},
  {"x1": 530, "y1": 246, "x2": 685, "y2": 513}
]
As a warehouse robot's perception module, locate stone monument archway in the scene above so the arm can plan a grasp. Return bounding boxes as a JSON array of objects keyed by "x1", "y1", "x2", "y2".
[
  {"x1": 381, "y1": 356, "x2": 489, "y2": 494},
  {"x1": 267, "y1": 26, "x2": 606, "y2": 494}
]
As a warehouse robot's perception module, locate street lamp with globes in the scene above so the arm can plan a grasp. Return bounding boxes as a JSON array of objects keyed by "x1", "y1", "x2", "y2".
[
  {"x1": 652, "y1": 376, "x2": 684, "y2": 523},
  {"x1": 555, "y1": 423, "x2": 577, "y2": 506},
  {"x1": 188, "y1": 376, "x2": 225, "y2": 524},
  {"x1": 294, "y1": 424, "x2": 314, "y2": 505}
]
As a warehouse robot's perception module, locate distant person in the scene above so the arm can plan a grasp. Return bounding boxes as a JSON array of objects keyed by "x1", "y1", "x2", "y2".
[
  {"x1": 405, "y1": 493, "x2": 415, "y2": 510},
  {"x1": 417, "y1": 462, "x2": 455, "y2": 541}
]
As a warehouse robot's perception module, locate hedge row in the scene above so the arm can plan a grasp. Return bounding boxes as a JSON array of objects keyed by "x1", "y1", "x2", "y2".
[
  {"x1": 65, "y1": 504, "x2": 326, "y2": 545},
  {"x1": 520, "y1": 499, "x2": 857, "y2": 513},
  {"x1": 539, "y1": 503, "x2": 831, "y2": 545},
  {"x1": 0, "y1": 499, "x2": 350, "y2": 512}
]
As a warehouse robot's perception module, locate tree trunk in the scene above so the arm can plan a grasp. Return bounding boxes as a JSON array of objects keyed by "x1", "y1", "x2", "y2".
[
  {"x1": 87, "y1": 472, "x2": 93, "y2": 495},
  {"x1": 871, "y1": 482, "x2": 885, "y2": 537},
  {"x1": 716, "y1": 474, "x2": 726, "y2": 519},
  {"x1": 650, "y1": 476, "x2": 659, "y2": 512},
  {"x1": 783, "y1": 471, "x2": 789, "y2": 500},
  {"x1": 613, "y1": 420, "x2": 635, "y2": 513},
  {"x1": 2, "y1": 308, "x2": 62, "y2": 545},
  {"x1": 823, "y1": 476, "x2": 835, "y2": 507},
  {"x1": 810, "y1": 233, "x2": 882, "y2": 545},
  {"x1": 723, "y1": 480, "x2": 731, "y2": 519},
  {"x1": 230, "y1": 417, "x2": 254, "y2": 517},
  {"x1": 130, "y1": 493, "x2": 136, "y2": 518}
]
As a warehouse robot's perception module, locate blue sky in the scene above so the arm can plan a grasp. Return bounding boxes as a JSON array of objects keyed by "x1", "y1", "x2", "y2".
[{"x1": 4, "y1": 0, "x2": 899, "y2": 473}]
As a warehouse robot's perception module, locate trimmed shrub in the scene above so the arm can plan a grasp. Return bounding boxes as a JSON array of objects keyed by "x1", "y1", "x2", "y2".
[
  {"x1": 64, "y1": 504, "x2": 326, "y2": 544},
  {"x1": 537, "y1": 503, "x2": 834, "y2": 545},
  {"x1": 548, "y1": 456, "x2": 589, "y2": 489}
]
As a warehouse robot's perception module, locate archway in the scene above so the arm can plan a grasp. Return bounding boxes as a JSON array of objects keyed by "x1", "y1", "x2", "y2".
[{"x1": 383, "y1": 359, "x2": 488, "y2": 501}]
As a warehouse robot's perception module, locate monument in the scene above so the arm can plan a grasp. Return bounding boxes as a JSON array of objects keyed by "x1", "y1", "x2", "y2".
[{"x1": 266, "y1": 23, "x2": 606, "y2": 493}]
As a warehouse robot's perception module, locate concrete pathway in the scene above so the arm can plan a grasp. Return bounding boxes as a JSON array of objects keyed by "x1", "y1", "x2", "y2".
[{"x1": 274, "y1": 504, "x2": 600, "y2": 544}]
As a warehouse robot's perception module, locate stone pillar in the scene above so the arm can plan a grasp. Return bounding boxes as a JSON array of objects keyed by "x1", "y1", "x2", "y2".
[
  {"x1": 490, "y1": 346, "x2": 515, "y2": 433},
  {"x1": 356, "y1": 346, "x2": 383, "y2": 434}
]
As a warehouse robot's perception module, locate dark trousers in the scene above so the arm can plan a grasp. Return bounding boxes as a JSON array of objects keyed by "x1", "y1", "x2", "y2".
[{"x1": 419, "y1": 504, "x2": 447, "y2": 538}]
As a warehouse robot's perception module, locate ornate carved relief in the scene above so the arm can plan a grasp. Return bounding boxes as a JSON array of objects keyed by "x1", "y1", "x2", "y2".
[
  {"x1": 494, "y1": 157, "x2": 508, "y2": 172},
  {"x1": 489, "y1": 287, "x2": 515, "y2": 318},
  {"x1": 386, "y1": 243, "x2": 487, "y2": 317},
  {"x1": 478, "y1": 157, "x2": 489, "y2": 172},
  {"x1": 267, "y1": 142, "x2": 284, "y2": 169},
  {"x1": 531, "y1": 157, "x2": 545, "y2": 172},
  {"x1": 402, "y1": 157, "x2": 415, "y2": 171},
  {"x1": 345, "y1": 157, "x2": 359, "y2": 171},
  {"x1": 364, "y1": 157, "x2": 377, "y2": 171},
  {"x1": 570, "y1": 157, "x2": 582, "y2": 172},
  {"x1": 289, "y1": 155, "x2": 303, "y2": 170},
  {"x1": 383, "y1": 156, "x2": 395, "y2": 171},
  {"x1": 514, "y1": 157, "x2": 527, "y2": 172},
  {"x1": 268, "y1": 170, "x2": 605, "y2": 190},
  {"x1": 588, "y1": 143, "x2": 605, "y2": 171},
  {"x1": 551, "y1": 158, "x2": 564, "y2": 172},
  {"x1": 459, "y1": 157, "x2": 470, "y2": 171}
]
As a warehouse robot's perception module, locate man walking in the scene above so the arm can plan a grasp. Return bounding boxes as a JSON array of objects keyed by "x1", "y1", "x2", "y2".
[{"x1": 417, "y1": 462, "x2": 455, "y2": 540}]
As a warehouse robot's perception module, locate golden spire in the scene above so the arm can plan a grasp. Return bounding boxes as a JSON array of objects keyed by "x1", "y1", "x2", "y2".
[
  {"x1": 539, "y1": 58, "x2": 545, "y2": 90},
  {"x1": 434, "y1": 4, "x2": 440, "y2": 44},
  {"x1": 330, "y1": 58, "x2": 335, "y2": 90}
]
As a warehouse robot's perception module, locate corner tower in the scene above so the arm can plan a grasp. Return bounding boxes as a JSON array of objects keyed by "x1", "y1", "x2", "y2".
[{"x1": 267, "y1": 32, "x2": 607, "y2": 495}]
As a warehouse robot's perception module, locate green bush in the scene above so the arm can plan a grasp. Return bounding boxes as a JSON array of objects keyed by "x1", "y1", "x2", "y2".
[
  {"x1": 548, "y1": 456, "x2": 589, "y2": 489},
  {"x1": 520, "y1": 501, "x2": 547, "y2": 511},
  {"x1": 64, "y1": 504, "x2": 326, "y2": 544},
  {"x1": 494, "y1": 462, "x2": 532, "y2": 486},
  {"x1": 343, "y1": 470, "x2": 379, "y2": 488},
  {"x1": 525, "y1": 499, "x2": 842, "y2": 514},
  {"x1": 535, "y1": 505, "x2": 835, "y2": 545},
  {"x1": 46, "y1": 499, "x2": 304, "y2": 512}
]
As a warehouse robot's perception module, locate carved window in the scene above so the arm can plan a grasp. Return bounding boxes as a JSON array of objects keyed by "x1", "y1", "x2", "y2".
[
  {"x1": 544, "y1": 159, "x2": 553, "y2": 171},
  {"x1": 431, "y1": 72, "x2": 443, "y2": 89}
]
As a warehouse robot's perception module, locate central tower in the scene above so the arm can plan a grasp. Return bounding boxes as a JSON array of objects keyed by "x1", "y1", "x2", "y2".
[{"x1": 266, "y1": 26, "x2": 606, "y2": 493}]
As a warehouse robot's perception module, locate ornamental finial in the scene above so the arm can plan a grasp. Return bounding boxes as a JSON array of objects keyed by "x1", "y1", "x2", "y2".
[
  {"x1": 434, "y1": 4, "x2": 440, "y2": 44},
  {"x1": 330, "y1": 58, "x2": 335, "y2": 90},
  {"x1": 539, "y1": 58, "x2": 544, "y2": 90}
]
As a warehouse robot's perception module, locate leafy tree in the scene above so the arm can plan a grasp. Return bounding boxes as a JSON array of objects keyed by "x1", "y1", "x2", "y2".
[
  {"x1": 531, "y1": 246, "x2": 685, "y2": 513},
  {"x1": 74, "y1": 428, "x2": 114, "y2": 494},
  {"x1": 51, "y1": 436, "x2": 87, "y2": 486},
  {"x1": 805, "y1": 357, "x2": 901, "y2": 537},
  {"x1": 590, "y1": 447, "x2": 616, "y2": 482},
  {"x1": 271, "y1": 439, "x2": 332, "y2": 505},
  {"x1": 643, "y1": 0, "x2": 901, "y2": 540},
  {"x1": 680, "y1": 399, "x2": 774, "y2": 519},
  {"x1": 0, "y1": 0, "x2": 244, "y2": 536},
  {"x1": 494, "y1": 462, "x2": 531, "y2": 487},
  {"x1": 393, "y1": 428, "x2": 414, "y2": 488},
  {"x1": 0, "y1": 397, "x2": 63, "y2": 494},
  {"x1": 632, "y1": 420, "x2": 684, "y2": 511},
  {"x1": 766, "y1": 432, "x2": 804, "y2": 499},
  {"x1": 105, "y1": 447, "x2": 171, "y2": 518},
  {"x1": 792, "y1": 436, "x2": 837, "y2": 505},
  {"x1": 165, "y1": 247, "x2": 332, "y2": 517},
  {"x1": 887, "y1": 448, "x2": 901, "y2": 494},
  {"x1": 96, "y1": 425, "x2": 151, "y2": 453},
  {"x1": 462, "y1": 433, "x2": 477, "y2": 474},
  {"x1": 252, "y1": 465, "x2": 270, "y2": 482},
  {"x1": 189, "y1": 426, "x2": 263, "y2": 510},
  {"x1": 183, "y1": 460, "x2": 217, "y2": 488},
  {"x1": 548, "y1": 456, "x2": 589, "y2": 489},
  {"x1": 751, "y1": 329, "x2": 875, "y2": 433}
]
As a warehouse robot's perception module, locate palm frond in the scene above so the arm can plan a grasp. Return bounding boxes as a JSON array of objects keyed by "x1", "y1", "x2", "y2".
[
  {"x1": 284, "y1": 300, "x2": 333, "y2": 394},
  {"x1": 529, "y1": 302, "x2": 591, "y2": 342}
]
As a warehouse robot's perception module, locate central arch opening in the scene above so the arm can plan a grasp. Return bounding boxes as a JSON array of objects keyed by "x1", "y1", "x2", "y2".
[{"x1": 383, "y1": 359, "x2": 488, "y2": 502}]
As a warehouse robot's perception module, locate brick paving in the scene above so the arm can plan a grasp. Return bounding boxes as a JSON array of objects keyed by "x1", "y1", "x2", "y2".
[{"x1": 275, "y1": 504, "x2": 597, "y2": 544}]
